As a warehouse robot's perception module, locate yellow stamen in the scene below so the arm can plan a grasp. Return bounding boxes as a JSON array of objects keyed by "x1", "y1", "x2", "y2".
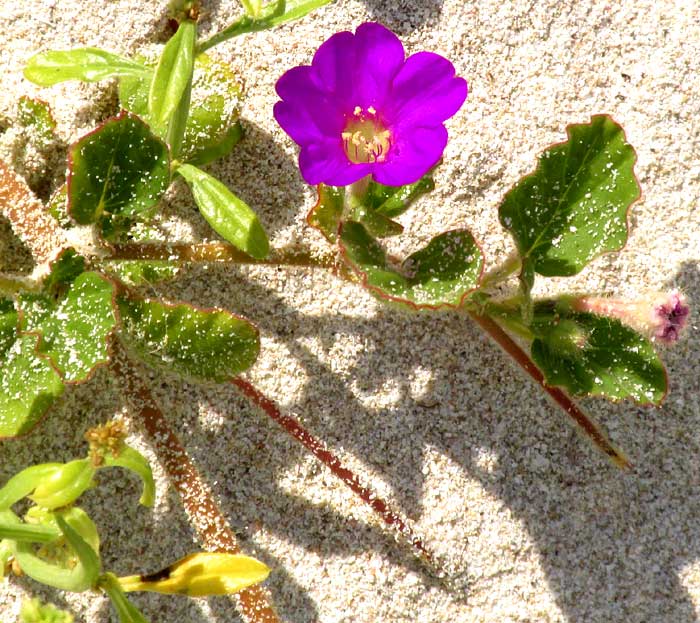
[{"x1": 342, "y1": 105, "x2": 392, "y2": 164}]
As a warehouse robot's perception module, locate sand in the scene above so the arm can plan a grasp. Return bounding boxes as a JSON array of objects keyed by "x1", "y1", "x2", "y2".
[{"x1": 0, "y1": 0, "x2": 699, "y2": 621}]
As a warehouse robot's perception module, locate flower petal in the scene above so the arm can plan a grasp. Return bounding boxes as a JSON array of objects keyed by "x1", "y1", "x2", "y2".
[
  {"x1": 372, "y1": 124, "x2": 448, "y2": 186},
  {"x1": 311, "y1": 30, "x2": 357, "y2": 101},
  {"x1": 299, "y1": 141, "x2": 371, "y2": 186},
  {"x1": 275, "y1": 66, "x2": 345, "y2": 141},
  {"x1": 385, "y1": 51, "x2": 468, "y2": 127},
  {"x1": 351, "y1": 23, "x2": 405, "y2": 109}
]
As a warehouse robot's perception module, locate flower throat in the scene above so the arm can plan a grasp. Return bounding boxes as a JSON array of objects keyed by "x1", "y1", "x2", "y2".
[{"x1": 342, "y1": 106, "x2": 392, "y2": 164}]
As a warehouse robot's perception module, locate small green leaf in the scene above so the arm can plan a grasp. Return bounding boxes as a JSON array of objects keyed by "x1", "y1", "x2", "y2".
[
  {"x1": 198, "y1": 0, "x2": 334, "y2": 51},
  {"x1": 307, "y1": 184, "x2": 344, "y2": 243},
  {"x1": 102, "y1": 446, "x2": 155, "y2": 507},
  {"x1": 20, "y1": 272, "x2": 117, "y2": 383},
  {"x1": 531, "y1": 309, "x2": 667, "y2": 404},
  {"x1": 24, "y1": 48, "x2": 148, "y2": 86},
  {"x1": 17, "y1": 96, "x2": 57, "y2": 145},
  {"x1": 101, "y1": 260, "x2": 180, "y2": 287},
  {"x1": 67, "y1": 112, "x2": 169, "y2": 226},
  {"x1": 117, "y1": 296, "x2": 260, "y2": 382},
  {"x1": 177, "y1": 164, "x2": 269, "y2": 259},
  {"x1": 99, "y1": 573, "x2": 151, "y2": 623},
  {"x1": 0, "y1": 334, "x2": 64, "y2": 438},
  {"x1": 499, "y1": 115, "x2": 640, "y2": 276},
  {"x1": 0, "y1": 464, "x2": 59, "y2": 510},
  {"x1": 149, "y1": 20, "x2": 196, "y2": 138},
  {"x1": 339, "y1": 221, "x2": 484, "y2": 309},
  {"x1": 368, "y1": 173, "x2": 436, "y2": 219}
]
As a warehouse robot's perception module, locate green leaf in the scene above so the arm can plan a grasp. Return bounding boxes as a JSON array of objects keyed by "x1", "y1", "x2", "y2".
[
  {"x1": 182, "y1": 54, "x2": 244, "y2": 165},
  {"x1": 176, "y1": 164, "x2": 269, "y2": 259},
  {"x1": 102, "y1": 446, "x2": 155, "y2": 507},
  {"x1": 67, "y1": 112, "x2": 170, "y2": 227},
  {"x1": 367, "y1": 173, "x2": 436, "y2": 219},
  {"x1": 117, "y1": 296, "x2": 260, "y2": 382},
  {"x1": 24, "y1": 48, "x2": 148, "y2": 86},
  {"x1": 99, "y1": 573, "x2": 151, "y2": 623},
  {"x1": 198, "y1": 0, "x2": 334, "y2": 51},
  {"x1": 120, "y1": 54, "x2": 244, "y2": 166},
  {"x1": 0, "y1": 334, "x2": 64, "y2": 438},
  {"x1": 19, "y1": 272, "x2": 117, "y2": 382},
  {"x1": 17, "y1": 96, "x2": 57, "y2": 145},
  {"x1": 101, "y1": 260, "x2": 180, "y2": 287},
  {"x1": 0, "y1": 298, "x2": 18, "y2": 358},
  {"x1": 307, "y1": 184, "x2": 344, "y2": 243},
  {"x1": 43, "y1": 248, "x2": 86, "y2": 297},
  {"x1": 339, "y1": 221, "x2": 484, "y2": 309},
  {"x1": 531, "y1": 309, "x2": 667, "y2": 404},
  {"x1": 148, "y1": 20, "x2": 196, "y2": 139},
  {"x1": 499, "y1": 115, "x2": 640, "y2": 276}
]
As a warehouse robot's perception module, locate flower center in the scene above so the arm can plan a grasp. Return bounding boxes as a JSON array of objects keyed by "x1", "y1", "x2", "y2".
[{"x1": 341, "y1": 106, "x2": 392, "y2": 164}]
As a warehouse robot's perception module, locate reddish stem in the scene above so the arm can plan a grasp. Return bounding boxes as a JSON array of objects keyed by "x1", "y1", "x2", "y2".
[
  {"x1": 468, "y1": 312, "x2": 632, "y2": 470},
  {"x1": 109, "y1": 241, "x2": 337, "y2": 269},
  {"x1": 0, "y1": 160, "x2": 67, "y2": 265},
  {"x1": 110, "y1": 344, "x2": 281, "y2": 623},
  {"x1": 231, "y1": 377, "x2": 435, "y2": 566}
]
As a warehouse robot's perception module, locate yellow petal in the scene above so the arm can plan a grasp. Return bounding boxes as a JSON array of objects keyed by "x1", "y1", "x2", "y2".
[{"x1": 118, "y1": 552, "x2": 270, "y2": 597}]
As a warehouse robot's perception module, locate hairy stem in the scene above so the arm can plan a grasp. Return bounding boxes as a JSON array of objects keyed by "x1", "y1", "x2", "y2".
[
  {"x1": 468, "y1": 313, "x2": 632, "y2": 470},
  {"x1": 231, "y1": 377, "x2": 436, "y2": 567},
  {"x1": 110, "y1": 343, "x2": 280, "y2": 623},
  {"x1": 0, "y1": 160, "x2": 67, "y2": 265},
  {"x1": 108, "y1": 241, "x2": 338, "y2": 269}
]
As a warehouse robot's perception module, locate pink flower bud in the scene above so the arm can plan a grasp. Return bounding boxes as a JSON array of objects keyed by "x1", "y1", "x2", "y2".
[{"x1": 572, "y1": 290, "x2": 689, "y2": 344}]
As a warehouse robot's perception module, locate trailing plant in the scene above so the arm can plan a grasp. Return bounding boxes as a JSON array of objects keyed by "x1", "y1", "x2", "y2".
[{"x1": 0, "y1": 3, "x2": 689, "y2": 622}]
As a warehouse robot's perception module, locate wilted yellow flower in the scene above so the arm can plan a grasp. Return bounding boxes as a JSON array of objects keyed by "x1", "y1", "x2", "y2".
[{"x1": 118, "y1": 552, "x2": 270, "y2": 597}]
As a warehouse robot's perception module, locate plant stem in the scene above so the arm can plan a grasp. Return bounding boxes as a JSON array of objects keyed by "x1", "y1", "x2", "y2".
[
  {"x1": 107, "y1": 242, "x2": 338, "y2": 269},
  {"x1": 231, "y1": 377, "x2": 437, "y2": 568},
  {"x1": 110, "y1": 343, "x2": 281, "y2": 623},
  {"x1": 478, "y1": 253, "x2": 521, "y2": 289},
  {"x1": 0, "y1": 160, "x2": 67, "y2": 265},
  {"x1": 468, "y1": 312, "x2": 632, "y2": 470}
]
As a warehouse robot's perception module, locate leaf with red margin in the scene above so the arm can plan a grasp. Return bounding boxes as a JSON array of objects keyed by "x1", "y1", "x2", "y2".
[
  {"x1": 117, "y1": 296, "x2": 259, "y2": 383},
  {"x1": 18, "y1": 272, "x2": 117, "y2": 383},
  {"x1": 530, "y1": 306, "x2": 667, "y2": 404},
  {"x1": 499, "y1": 115, "x2": 640, "y2": 277},
  {"x1": 0, "y1": 334, "x2": 65, "y2": 438},
  {"x1": 339, "y1": 221, "x2": 484, "y2": 310},
  {"x1": 67, "y1": 112, "x2": 169, "y2": 229}
]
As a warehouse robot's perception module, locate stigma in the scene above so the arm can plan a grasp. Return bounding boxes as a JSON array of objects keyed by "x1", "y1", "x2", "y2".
[{"x1": 342, "y1": 106, "x2": 392, "y2": 164}]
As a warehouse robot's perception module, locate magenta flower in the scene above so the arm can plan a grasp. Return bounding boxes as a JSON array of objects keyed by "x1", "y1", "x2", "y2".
[{"x1": 273, "y1": 22, "x2": 468, "y2": 187}]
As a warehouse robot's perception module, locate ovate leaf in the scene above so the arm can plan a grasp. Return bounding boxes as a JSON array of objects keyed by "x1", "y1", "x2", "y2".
[
  {"x1": 339, "y1": 221, "x2": 483, "y2": 309},
  {"x1": 177, "y1": 164, "x2": 269, "y2": 259},
  {"x1": 0, "y1": 334, "x2": 64, "y2": 437},
  {"x1": 117, "y1": 296, "x2": 260, "y2": 382},
  {"x1": 24, "y1": 48, "x2": 147, "y2": 86},
  {"x1": 531, "y1": 309, "x2": 666, "y2": 404},
  {"x1": 20, "y1": 272, "x2": 117, "y2": 382},
  {"x1": 101, "y1": 260, "x2": 180, "y2": 287},
  {"x1": 67, "y1": 112, "x2": 169, "y2": 227},
  {"x1": 499, "y1": 115, "x2": 640, "y2": 276}
]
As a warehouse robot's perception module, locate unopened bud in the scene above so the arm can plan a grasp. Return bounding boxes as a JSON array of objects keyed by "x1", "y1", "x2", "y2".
[{"x1": 572, "y1": 290, "x2": 689, "y2": 344}]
